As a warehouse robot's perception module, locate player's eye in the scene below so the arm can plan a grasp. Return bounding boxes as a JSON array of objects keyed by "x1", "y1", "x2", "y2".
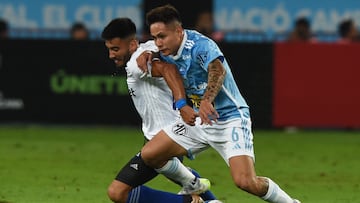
[{"x1": 158, "y1": 34, "x2": 165, "y2": 39}]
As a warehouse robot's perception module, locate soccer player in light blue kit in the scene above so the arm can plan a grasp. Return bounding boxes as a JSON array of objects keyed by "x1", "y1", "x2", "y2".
[
  {"x1": 101, "y1": 18, "x2": 219, "y2": 203},
  {"x1": 137, "y1": 4, "x2": 301, "y2": 203}
]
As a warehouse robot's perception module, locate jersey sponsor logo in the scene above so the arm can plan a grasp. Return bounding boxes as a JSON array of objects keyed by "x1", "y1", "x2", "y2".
[
  {"x1": 188, "y1": 94, "x2": 202, "y2": 108},
  {"x1": 196, "y1": 82, "x2": 207, "y2": 90},
  {"x1": 182, "y1": 54, "x2": 191, "y2": 60},
  {"x1": 130, "y1": 164, "x2": 138, "y2": 170},
  {"x1": 128, "y1": 88, "x2": 136, "y2": 97},
  {"x1": 172, "y1": 123, "x2": 187, "y2": 136},
  {"x1": 188, "y1": 94, "x2": 214, "y2": 109}
]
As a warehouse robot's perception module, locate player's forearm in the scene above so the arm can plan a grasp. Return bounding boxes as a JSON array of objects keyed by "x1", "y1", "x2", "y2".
[
  {"x1": 160, "y1": 63, "x2": 186, "y2": 101},
  {"x1": 203, "y1": 59, "x2": 226, "y2": 102}
]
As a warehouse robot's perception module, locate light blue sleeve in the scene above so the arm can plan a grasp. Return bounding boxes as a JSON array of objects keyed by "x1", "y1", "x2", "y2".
[{"x1": 191, "y1": 39, "x2": 224, "y2": 71}]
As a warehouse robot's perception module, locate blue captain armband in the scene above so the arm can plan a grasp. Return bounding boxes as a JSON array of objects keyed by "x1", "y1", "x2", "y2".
[{"x1": 174, "y1": 98, "x2": 187, "y2": 110}]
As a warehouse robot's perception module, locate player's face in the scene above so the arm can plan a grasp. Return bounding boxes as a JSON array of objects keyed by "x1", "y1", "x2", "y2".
[
  {"x1": 104, "y1": 37, "x2": 135, "y2": 68},
  {"x1": 150, "y1": 22, "x2": 183, "y2": 56}
]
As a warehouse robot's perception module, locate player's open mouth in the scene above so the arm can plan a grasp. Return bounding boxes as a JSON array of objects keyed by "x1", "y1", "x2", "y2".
[{"x1": 114, "y1": 60, "x2": 125, "y2": 67}]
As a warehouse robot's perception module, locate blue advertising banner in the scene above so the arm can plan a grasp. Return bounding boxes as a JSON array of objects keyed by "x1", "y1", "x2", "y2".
[
  {"x1": 0, "y1": 0, "x2": 142, "y2": 38},
  {"x1": 214, "y1": 0, "x2": 360, "y2": 41}
]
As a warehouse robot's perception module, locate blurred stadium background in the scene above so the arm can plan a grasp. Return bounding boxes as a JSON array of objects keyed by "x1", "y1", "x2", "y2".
[{"x1": 1, "y1": 0, "x2": 360, "y2": 202}]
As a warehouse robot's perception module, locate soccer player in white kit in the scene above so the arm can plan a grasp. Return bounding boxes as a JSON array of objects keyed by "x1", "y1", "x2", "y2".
[
  {"x1": 137, "y1": 5, "x2": 301, "y2": 203},
  {"x1": 101, "y1": 18, "x2": 218, "y2": 203}
]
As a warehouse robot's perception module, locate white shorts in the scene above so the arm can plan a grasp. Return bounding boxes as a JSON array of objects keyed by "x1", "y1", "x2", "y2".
[{"x1": 162, "y1": 108, "x2": 255, "y2": 165}]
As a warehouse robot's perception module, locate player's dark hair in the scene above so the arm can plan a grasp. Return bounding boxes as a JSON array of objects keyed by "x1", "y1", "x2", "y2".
[
  {"x1": 146, "y1": 4, "x2": 182, "y2": 26},
  {"x1": 101, "y1": 18, "x2": 136, "y2": 40},
  {"x1": 338, "y1": 19, "x2": 353, "y2": 38}
]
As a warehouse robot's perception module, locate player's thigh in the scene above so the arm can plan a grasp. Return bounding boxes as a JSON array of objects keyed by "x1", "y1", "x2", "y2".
[
  {"x1": 141, "y1": 130, "x2": 188, "y2": 160},
  {"x1": 162, "y1": 120, "x2": 208, "y2": 160},
  {"x1": 208, "y1": 121, "x2": 255, "y2": 165}
]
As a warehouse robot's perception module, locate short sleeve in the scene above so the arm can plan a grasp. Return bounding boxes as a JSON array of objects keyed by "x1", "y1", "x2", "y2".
[{"x1": 126, "y1": 41, "x2": 158, "y2": 79}]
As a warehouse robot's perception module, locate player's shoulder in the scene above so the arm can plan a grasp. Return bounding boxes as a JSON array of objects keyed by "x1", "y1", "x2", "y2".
[
  {"x1": 130, "y1": 40, "x2": 157, "y2": 62},
  {"x1": 186, "y1": 29, "x2": 215, "y2": 50},
  {"x1": 125, "y1": 41, "x2": 157, "y2": 77},
  {"x1": 186, "y1": 29, "x2": 211, "y2": 43},
  {"x1": 139, "y1": 40, "x2": 157, "y2": 52},
  {"x1": 185, "y1": 30, "x2": 217, "y2": 56}
]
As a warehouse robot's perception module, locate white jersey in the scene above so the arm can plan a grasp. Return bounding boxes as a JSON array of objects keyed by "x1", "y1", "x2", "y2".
[{"x1": 125, "y1": 40, "x2": 179, "y2": 140}]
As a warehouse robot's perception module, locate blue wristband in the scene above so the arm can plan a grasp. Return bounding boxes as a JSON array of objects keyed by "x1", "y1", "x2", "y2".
[{"x1": 175, "y1": 98, "x2": 187, "y2": 110}]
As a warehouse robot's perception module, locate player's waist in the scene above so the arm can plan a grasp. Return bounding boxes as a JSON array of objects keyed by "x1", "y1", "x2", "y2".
[{"x1": 216, "y1": 107, "x2": 249, "y2": 121}]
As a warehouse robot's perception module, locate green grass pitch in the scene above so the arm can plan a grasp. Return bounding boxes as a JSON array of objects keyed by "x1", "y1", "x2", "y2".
[{"x1": 0, "y1": 125, "x2": 359, "y2": 203}]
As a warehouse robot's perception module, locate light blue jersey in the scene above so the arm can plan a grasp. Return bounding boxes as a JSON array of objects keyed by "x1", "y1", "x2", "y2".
[{"x1": 160, "y1": 29, "x2": 249, "y2": 121}]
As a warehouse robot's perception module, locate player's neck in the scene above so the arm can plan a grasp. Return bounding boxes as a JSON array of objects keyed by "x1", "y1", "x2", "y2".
[{"x1": 173, "y1": 30, "x2": 185, "y2": 56}]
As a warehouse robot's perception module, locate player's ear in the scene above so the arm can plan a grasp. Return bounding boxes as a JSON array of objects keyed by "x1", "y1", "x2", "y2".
[
  {"x1": 175, "y1": 26, "x2": 183, "y2": 37},
  {"x1": 171, "y1": 21, "x2": 182, "y2": 36},
  {"x1": 129, "y1": 38, "x2": 138, "y2": 52}
]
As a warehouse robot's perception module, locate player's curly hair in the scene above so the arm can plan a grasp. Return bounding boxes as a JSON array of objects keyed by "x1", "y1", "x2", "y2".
[
  {"x1": 146, "y1": 4, "x2": 182, "y2": 26},
  {"x1": 101, "y1": 18, "x2": 136, "y2": 40}
]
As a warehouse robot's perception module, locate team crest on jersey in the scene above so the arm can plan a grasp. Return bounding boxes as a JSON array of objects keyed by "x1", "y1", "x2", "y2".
[
  {"x1": 196, "y1": 51, "x2": 208, "y2": 67},
  {"x1": 172, "y1": 123, "x2": 187, "y2": 136}
]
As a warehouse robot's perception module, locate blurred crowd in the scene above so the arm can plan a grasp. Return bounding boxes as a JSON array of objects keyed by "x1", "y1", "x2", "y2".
[
  {"x1": 0, "y1": 18, "x2": 8, "y2": 39},
  {"x1": 69, "y1": 22, "x2": 89, "y2": 40},
  {"x1": 286, "y1": 17, "x2": 359, "y2": 43},
  {"x1": 0, "y1": 13, "x2": 359, "y2": 43}
]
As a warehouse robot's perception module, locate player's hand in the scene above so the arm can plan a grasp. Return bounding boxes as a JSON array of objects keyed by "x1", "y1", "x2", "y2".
[
  {"x1": 199, "y1": 99, "x2": 219, "y2": 125},
  {"x1": 179, "y1": 105, "x2": 199, "y2": 126},
  {"x1": 190, "y1": 194, "x2": 203, "y2": 203},
  {"x1": 136, "y1": 51, "x2": 152, "y2": 73}
]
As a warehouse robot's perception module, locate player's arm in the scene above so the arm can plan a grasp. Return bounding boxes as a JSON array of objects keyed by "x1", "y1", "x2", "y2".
[
  {"x1": 199, "y1": 58, "x2": 225, "y2": 125},
  {"x1": 151, "y1": 61, "x2": 184, "y2": 101},
  {"x1": 151, "y1": 61, "x2": 198, "y2": 126},
  {"x1": 136, "y1": 51, "x2": 154, "y2": 73}
]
